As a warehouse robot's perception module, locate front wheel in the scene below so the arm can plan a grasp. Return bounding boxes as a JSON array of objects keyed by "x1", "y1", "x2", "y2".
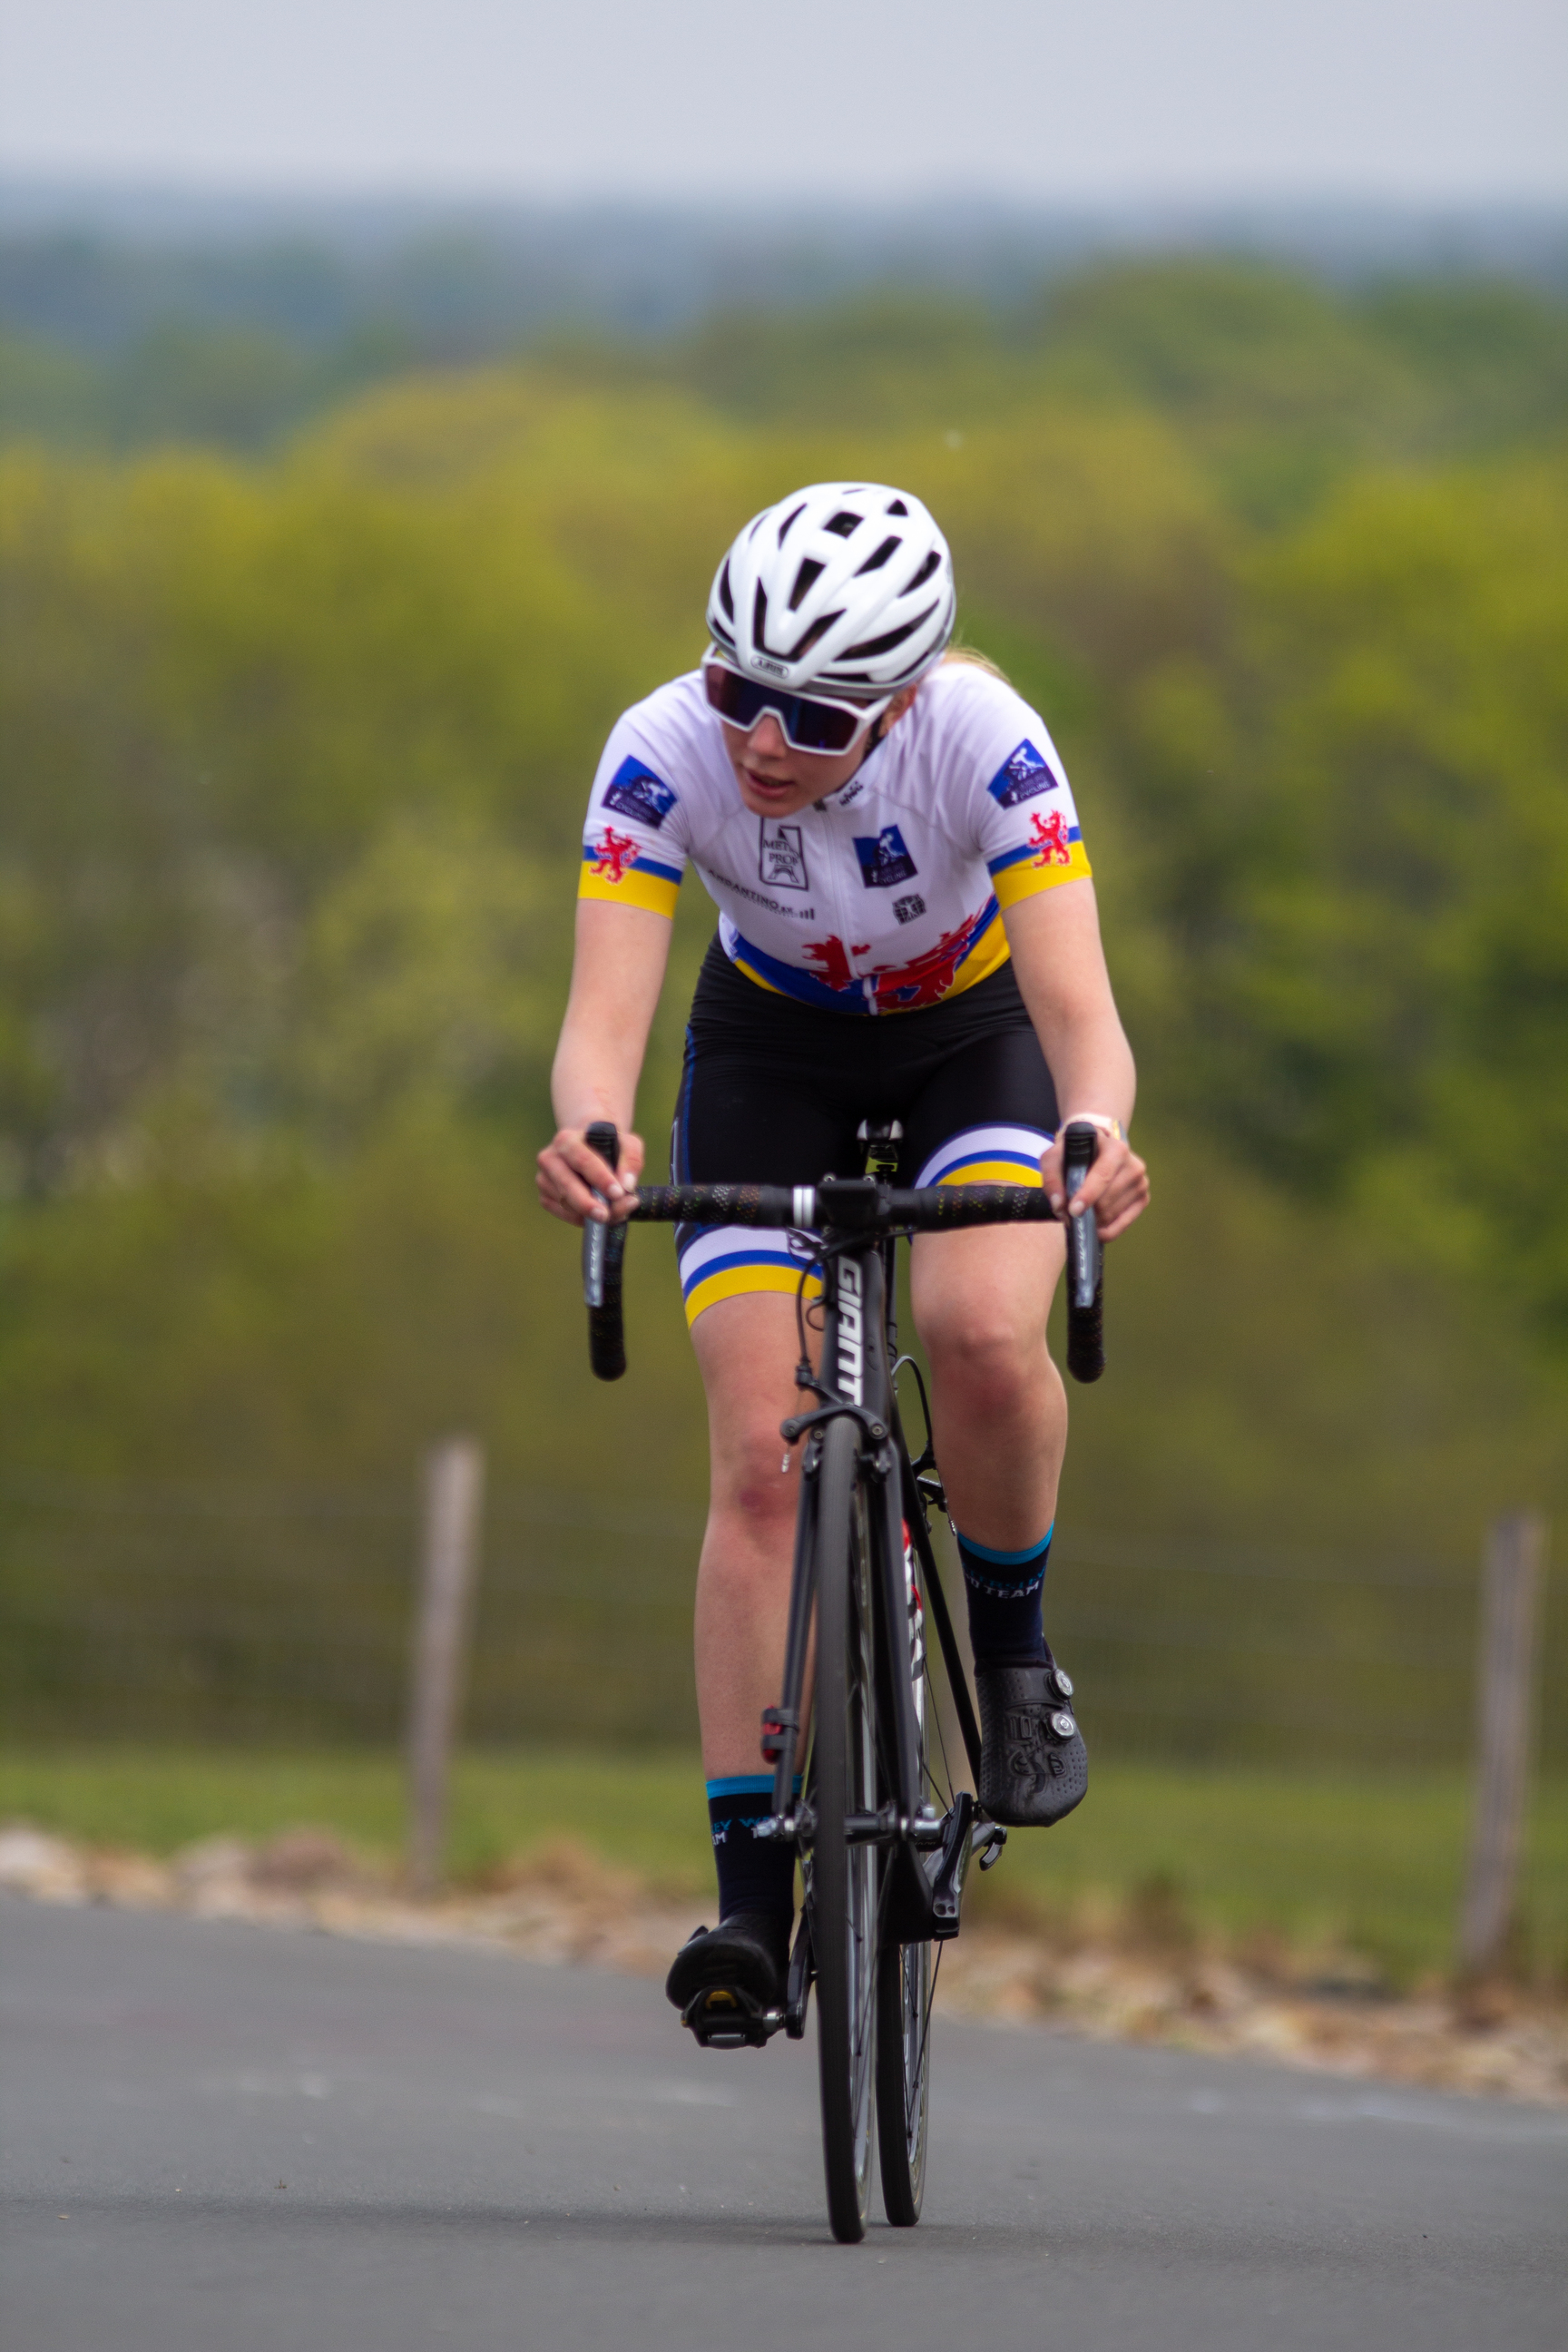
[
  {"x1": 809, "y1": 1416, "x2": 879, "y2": 2245},
  {"x1": 877, "y1": 1520, "x2": 934, "y2": 2224},
  {"x1": 876, "y1": 1938, "x2": 931, "y2": 2224}
]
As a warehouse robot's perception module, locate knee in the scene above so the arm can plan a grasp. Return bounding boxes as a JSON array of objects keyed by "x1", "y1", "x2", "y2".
[
  {"x1": 710, "y1": 1421, "x2": 799, "y2": 1547},
  {"x1": 922, "y1": 1307, "x2": 1044, "y2": 1419}
]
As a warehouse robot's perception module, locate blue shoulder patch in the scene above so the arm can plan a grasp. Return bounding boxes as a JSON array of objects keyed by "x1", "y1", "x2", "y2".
[
  {"x1": 603, "y1": 757, "x2": 678, "y2": 829},
  {"x1": 853, "y1": 824, "x2": 918, "y2": 888},
  {"x1": 986, "y1": 740, "x2": 1059, "y2": 809}
]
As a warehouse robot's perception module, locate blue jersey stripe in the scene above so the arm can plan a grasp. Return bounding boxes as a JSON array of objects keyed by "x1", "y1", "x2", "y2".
[
  {"x1": 932, "y1": 1147, "x2": 1043, "y2": 1179},
  {"x1": 679, "y1": 1246, "x2": 801, "y2": 1298}
]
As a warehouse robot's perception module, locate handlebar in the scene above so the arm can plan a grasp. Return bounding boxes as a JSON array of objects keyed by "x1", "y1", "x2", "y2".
[
  {"x1": 581, "y1": 1119, "x2": 628, "y2": 1382},
  {"x1": 580, "y1": 1122, "x2": 1108, "y2": 1385},
  {"x1": 1062, "y1": 1122, "x2": 1105, "y2": 1386}
]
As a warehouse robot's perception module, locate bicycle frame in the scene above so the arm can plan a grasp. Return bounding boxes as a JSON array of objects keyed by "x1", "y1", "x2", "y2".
[{"x1": 756, "y1": 1192, "x2": 1000, "y2": 2005}]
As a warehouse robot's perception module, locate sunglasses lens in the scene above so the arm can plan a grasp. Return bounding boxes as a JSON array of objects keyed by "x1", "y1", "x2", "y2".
[
  {"x1": 703, "y1": 663, "x2": 867, "y2": 753},
  {"x1": 703, "y1": 664, "x2": 762, "y2": 726},
  {"x1": 785, "y1": 699, "x2": 861, "y2": 752}
]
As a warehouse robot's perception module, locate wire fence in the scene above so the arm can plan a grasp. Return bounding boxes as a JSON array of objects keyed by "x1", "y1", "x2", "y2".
[{"x1": 0, "y1": 1475, "x2": 1560, "y2": 1769}]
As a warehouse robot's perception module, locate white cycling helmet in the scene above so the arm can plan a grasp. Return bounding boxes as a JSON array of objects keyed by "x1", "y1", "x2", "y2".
[{"x1": 706, "y1": 481, "x2": 956, "y2": 697}]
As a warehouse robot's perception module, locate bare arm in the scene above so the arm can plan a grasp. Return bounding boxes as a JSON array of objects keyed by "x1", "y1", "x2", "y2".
[
  {"x1": 537, "y1": 900, "x2": 672, "y2": 1224},
  {"x1": 1003, "y1": 880, "x2": 1150, "y2": 1240}
]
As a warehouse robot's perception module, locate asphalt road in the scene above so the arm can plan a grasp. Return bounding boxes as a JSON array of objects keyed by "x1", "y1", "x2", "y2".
[{"x1": 3, "y1": 1895, "x2": 1564, "y2": 2352}]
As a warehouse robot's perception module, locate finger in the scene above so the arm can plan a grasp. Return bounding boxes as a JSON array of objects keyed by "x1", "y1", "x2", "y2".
[
  {"x1": 557, "y1": 1135, "x2": 625, "y2": 1207},
  {"x1": 621, "y1": 1131, "x2": 647, "y2": 1182},
  {"x1": 534, "y1": 1162, "x2": 587, "y2": 1228},
  {"x1": 543, "y1": 1146, "x2": 611, "y2": 1222},
  {"x1": 1065, "y1": 1144, "x2": 1124, "y2": 1215},
  {"x1": 1098, "y1": 1192, "x2": 1150, "y2": 1241},
  {"x1": 1095, "y1": 1167, "x2": 1151, "y2": 1240}
]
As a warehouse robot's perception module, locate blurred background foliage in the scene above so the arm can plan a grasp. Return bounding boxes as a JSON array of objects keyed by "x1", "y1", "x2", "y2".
[{"x1": 1, "y1": 249, "x2": 1564, "y2": 1781}]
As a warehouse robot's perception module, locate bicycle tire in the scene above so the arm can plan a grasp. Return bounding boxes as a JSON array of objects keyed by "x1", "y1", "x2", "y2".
[
  {"x1": 876, "y1": 1529, "x2": 933, "y2": 2225},
  {"x1": 876, "y1": 1939, "x2": 931, "y2": 2223},
  {"x1": 810, "y1": 1414, "x2": 879, "y2": 2246}
]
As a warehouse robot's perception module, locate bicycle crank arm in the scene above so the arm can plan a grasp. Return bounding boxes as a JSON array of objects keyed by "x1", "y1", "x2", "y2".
[{"x1": 784, "y1": 1911, "x2": 814, "y2": 2041}]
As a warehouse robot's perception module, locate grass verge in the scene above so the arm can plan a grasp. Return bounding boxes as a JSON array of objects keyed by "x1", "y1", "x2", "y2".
[{"x1": 3, "y1": 1747, "x2": 1563, "y2": 1987}]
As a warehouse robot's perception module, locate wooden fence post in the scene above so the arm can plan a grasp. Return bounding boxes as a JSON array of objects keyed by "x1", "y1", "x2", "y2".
[
  {"x1": 407, "y1": 1437, "x2": 485, "y2": 1898},
  {"x1": 1458, "y1": 1512, "x2": 1547, "y2": 1978}
]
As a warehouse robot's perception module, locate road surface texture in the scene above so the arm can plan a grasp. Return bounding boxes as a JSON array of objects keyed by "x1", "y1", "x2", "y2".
[{"x1": 3, "y1": 1895, "x2": 1563, "y2": 2352}]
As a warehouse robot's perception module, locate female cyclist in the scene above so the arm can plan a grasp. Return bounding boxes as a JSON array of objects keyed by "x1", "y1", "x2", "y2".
[{"x1": 537, "y1": 482, "x2": 1150, "y2": 2022}]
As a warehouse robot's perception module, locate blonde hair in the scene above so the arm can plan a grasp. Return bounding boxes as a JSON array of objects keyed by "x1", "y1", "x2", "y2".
[{"x1": 941, "y1": 644, "x2": 1012, "y2": 686}]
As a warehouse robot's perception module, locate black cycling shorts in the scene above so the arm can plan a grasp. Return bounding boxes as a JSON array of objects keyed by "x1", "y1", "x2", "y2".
[{"x1": 671, "y1": 936, "x2": 1059, "y2": 1325}]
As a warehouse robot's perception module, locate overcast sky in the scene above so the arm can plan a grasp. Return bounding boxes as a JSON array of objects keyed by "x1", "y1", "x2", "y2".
[{"x1": 3, "y1": 0, "x2": 1563, "y2": 204}]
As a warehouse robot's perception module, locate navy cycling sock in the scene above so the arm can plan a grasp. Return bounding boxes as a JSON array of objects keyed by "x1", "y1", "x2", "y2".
[
  {"x1": 956, "y1": 1525, "x2": 1053, "y2": 1670},
  {"x1": 706, "y1": 1775, "x2": 798, "y2": 1926}
]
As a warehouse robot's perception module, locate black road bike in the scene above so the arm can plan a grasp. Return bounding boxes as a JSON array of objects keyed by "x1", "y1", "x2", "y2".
[{"x1": 581, "y1": 1117, "x2": 1106, "y2": 2243}]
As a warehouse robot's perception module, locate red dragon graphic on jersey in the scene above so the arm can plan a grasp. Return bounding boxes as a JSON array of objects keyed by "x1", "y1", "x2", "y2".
[
  {"x1": 801, "y1": 936, "x2": 873, "y2": 995},
  {"x1": 799, "y1": 903, "x2": 996, "y2": 1013},
  {"x1": 1028, "y1": 808, "x2": 1073, "y2": 867},
  {"x1": 589, "y1": 826, "x2": 640, "y2": 885}
]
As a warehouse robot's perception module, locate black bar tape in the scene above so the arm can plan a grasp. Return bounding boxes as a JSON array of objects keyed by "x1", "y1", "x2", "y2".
[
  {"x1": 1061, "y1": 1122, "x2": 1106, "y2": 1385},
  {"x1": 583, "y1": 1120, "x2": 627, "y2": 1382}
]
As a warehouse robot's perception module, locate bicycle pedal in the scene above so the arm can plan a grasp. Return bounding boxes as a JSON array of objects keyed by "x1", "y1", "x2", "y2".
[{"x1": 681, "y1": 1984, "x2": 783, "y2": 2050}]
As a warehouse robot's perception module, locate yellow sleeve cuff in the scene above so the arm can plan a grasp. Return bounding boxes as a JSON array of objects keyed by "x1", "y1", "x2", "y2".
[
  {"x1": 990, "y1": 837, "x2": 1092, "y2": 911},
  {"x1": 578, "y1": 841, "x2": 682, "y2": 918}
]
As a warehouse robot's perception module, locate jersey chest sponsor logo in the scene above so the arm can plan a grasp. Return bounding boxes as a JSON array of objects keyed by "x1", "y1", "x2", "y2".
[
  {"x1": 836, "y1": 1259, "x2": 864, "y2": 1403},
  {"x1": 853, "y1": 823, "x2": 917, "y2": 887},
  {"x1": 603, "y1": 757, "x2": 678, "y2": 829},
  {"x1": 759, "y1": 819, "x2": 809, "y2": 890},
  {"x1": 987, "y1": 739, "x2": 1059, "y2": 809}
]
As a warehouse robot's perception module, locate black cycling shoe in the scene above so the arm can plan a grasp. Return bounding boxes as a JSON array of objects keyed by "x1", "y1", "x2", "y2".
[
  {"x1": 665, "y1": 1910, "x2": 790, "y2": 2042},
  {"x1": 975, "y1": 1654, "x2": 1088, "y2": 1828}
]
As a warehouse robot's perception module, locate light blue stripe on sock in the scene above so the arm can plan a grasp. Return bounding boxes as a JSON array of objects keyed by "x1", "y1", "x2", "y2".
[
  {"x1": 705, "y1": 1774, "x2": 774, "y2": 1798},
  {"x1": 955, "y1": 1522, "x2": 1054, "y2": 1568}
]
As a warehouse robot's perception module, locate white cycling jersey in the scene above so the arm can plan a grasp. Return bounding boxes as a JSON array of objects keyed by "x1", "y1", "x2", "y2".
[{"x1": 578, "y1": 660, "x2": 1091, "y2": 1015}]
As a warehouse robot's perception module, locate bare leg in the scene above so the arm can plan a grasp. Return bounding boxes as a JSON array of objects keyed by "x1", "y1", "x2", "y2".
[
  {"x1": 690, "y1": 1292, "x2": 811, "y2": 1779},
  {"x1": 910, "y1": 1221, "x2": 1066, "y2": 1550}
]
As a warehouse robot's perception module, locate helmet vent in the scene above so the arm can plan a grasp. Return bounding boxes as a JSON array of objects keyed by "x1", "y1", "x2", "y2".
[
  {"x1": 716, "y1": 561, "x2": 735, "y2": 621},
  {"x1": 792, "y1": 612, "x2": 843, "y2": 659},
  {"x1": 844, "y1": 601, "x2": 938, "y2": 661},
  {"x1": 887, "y1": 498, "x2": 908, "y2": 516},
  {"x1": 752, "y1": 581, "x2": 771, "y2": 652},
  {"x1": 788, "y1": 557, "x2": 825, "y2": 610},
  {"x1": 825, "y1": 511, "x2": 862, "y2": 538},
  {"x1": 906, "y1": 548, "x2": 942, "y2": 590},
  {"x1": 854, "y1": 537, "x2": 899, "y2": 576},
  {"x1": 777, "y1": 502, "x2": 808, "y2": 545}
]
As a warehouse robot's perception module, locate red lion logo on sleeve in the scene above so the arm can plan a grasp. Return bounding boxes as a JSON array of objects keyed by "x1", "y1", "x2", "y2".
[
  {"x1": 1028, "y1": 809, "x2": 1073, "y2": 867},
  {"x1": 589, "y1": 826, "x2": 640, "y2": 885}
]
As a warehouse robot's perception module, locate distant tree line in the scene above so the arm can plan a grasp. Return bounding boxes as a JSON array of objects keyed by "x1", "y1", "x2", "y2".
[{"x1": 0, "y1": 260, "x2": 1563, "y2": 1559}]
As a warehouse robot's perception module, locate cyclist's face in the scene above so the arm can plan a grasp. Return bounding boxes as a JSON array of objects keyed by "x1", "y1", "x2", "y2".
[{"x1": 720, "y1": 689, "x2": 919, "y2": 818}]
